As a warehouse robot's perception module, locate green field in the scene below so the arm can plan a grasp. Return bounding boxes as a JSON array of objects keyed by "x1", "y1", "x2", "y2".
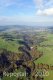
[
  {"x1": 44, "y1": 70, "x2": 53, "y2": 80},
  {"x1": 36, "y1": 33, "x2": 53, "y2": 65},
  {"x1": 35, "y1": 33, "x2": 53, "y2": 80},
  {"x1": 0, "y1": 31, "x2": 24, "y2": 53},
  {"x1": 0, "y1": 38, "x2": 18, "y2": 52},
  {"x1": 0, "y1": 31, "x2": 53, "y2": 80}
]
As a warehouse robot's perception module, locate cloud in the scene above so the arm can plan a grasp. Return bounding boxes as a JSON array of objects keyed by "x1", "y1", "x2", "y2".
[
  {"x1": 36, "y1": 8, "x2": 53, "y2": 16},
  {"x1": 33, "y1": 0, "x2": 43, "y2": 9},
  {"x1": 33, "y1": 0, "x2": 53, "y2": 16},
  {"x1": 0, "y1": 15, "x2": 53, "y2": 26},
  {"x1": 33, "y1": 0, "x2": 53, "y2": 9}
]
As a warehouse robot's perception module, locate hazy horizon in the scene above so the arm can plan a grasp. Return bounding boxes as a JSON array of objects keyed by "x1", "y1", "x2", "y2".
[{"x1": 0, "y1": 0, "x2": 53, "y2": 26}]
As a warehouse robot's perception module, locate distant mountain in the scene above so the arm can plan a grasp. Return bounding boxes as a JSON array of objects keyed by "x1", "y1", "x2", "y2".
[
  {"x1": 49, "y1": 27, "x2": 53, "y2": 29},
  {"x1": 0, "y1": 25, "x2": 53, "y2": 33},
  {"x1": 48, "y1": 27, "x2": 53, "y2": 33}
]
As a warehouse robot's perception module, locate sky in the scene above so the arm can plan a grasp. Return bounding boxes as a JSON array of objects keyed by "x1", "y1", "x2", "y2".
[{"x1": 0, "y1": 0, "x2": 53, "y2": 26}]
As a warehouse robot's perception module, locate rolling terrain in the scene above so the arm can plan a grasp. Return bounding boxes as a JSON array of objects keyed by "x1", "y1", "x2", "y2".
[{"x1": 0, "y1": 25, "x2": 53, "y2": 80}]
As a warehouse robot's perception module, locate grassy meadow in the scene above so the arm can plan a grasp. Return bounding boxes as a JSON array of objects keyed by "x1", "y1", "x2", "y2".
[
  {"x1": 36, "y1": 32, "x2": 53, "y2": 80},
  {"x1": 0, "y1": 29, "x2": 53, "y2": 80}
]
